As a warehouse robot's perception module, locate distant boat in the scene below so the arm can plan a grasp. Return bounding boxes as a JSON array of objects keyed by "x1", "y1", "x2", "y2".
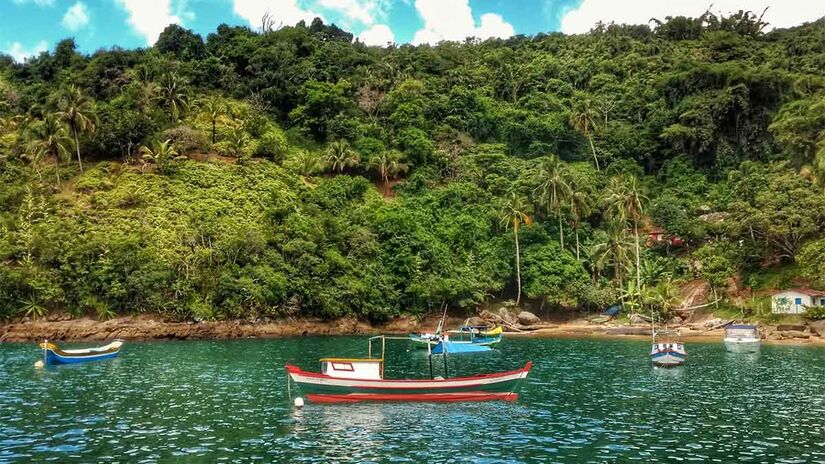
[
  {"x1": 724, "y1": 324, "x2": 760, "y2": 352},
  {"x1": 650, "y1": 329, "x2": 686, "y2": 367},
  {"x1": 285, "y1": 335, "x2": 530, "y2": 404},
  {"x1": 410, "y1": 325, "x2": 503, "y2": 349},
  {"x1": 38, "y1": 340, "x2": 123, "y2": 365}
]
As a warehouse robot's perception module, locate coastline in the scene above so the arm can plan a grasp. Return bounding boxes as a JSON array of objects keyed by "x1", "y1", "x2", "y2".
[{"x1": 2, "y1": 314, "x2": 825, "y2": 346}]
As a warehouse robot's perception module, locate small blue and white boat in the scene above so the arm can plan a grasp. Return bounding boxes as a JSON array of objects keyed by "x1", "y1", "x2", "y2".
[
  {"x1": 38, "y1": 340, "x2": 123, "y2": 365},
  {"x1": 431, "y1": 339, "x2": 492, "y2": 354},
  {"x1": 650, "y1": 329, "x2": 686, "y2": 367}
]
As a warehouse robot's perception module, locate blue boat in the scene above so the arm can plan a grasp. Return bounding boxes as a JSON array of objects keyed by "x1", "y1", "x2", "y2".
[
  {"x1": 410, "y1": 326, "x2": 503, "y2": 349},
  {"x1": 38, "y1": 340, "x2": 123, "y2": 365},
  {"x1": 431, "y1": 340, "x2": 492, "y2": 354}
]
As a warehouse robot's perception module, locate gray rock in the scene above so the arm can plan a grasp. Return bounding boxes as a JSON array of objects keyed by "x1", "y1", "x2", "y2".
[
  {"x1": 777, "y1": 324, "x2": 807, "y2": 332},
  {"x1": 466, "y1": 316, "x2": 486, "y2": 327},
  {"x1": 517, "y1": 311, "x2": 541, "y2": 325},
  {"x1": 811, "y1": 320, "x2": 825, "y2": 338},
  {"x1": 667, "y1": 316, "x2": 683, "y2": 326},
  {"x1": 780, "y1": 330, "x2": 809, "y2": 339},
  {"x1": 497, "y1": 307, "x2": 517, "y2": 324},
  {"x1": 703, "y1": 318, "x2": 722, "y2": 329}
]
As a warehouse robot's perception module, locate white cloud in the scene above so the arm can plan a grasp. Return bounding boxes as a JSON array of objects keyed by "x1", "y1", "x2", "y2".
[
  {"x1": 11, "y1": 0, "x2": 55, "y2": 6},
  {"x1": 318, "y1": 0, "x2": 375, "y2": 25},
  {"x1": 411, "y1": 0, "x2": 514, "y2": 45},
  {"x1": 232, "y1": 0, "x2": 322, "y2": 30},
  {"x1": 116, "y1": 0, "x2": 183, "y2": 45},
  {"x1": 62, "y1": 2, "x2": 90, "y2": 31},
  {"x1": 358, "y1": 24, "x2": 394, "y2": 45},
  {"x1": 3, "y1": 41, "x2": 48, "y2": 63},
  {"x1": 560, "y1": 1, "x2": 824, "y2": 34}
]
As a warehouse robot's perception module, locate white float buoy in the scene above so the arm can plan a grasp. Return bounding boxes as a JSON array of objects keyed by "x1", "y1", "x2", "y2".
[
  {"x1": 34, "y1": 360, "x2": 44, "y2": 369},
  {"x1": 293, "y1": 397, "x2": 305, "y2": 408}
]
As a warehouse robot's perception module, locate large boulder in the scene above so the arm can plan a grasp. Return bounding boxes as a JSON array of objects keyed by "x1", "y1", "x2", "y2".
[
  {"x1": 478, "y1": 310, "x2": 497, "y2": 322},
  {"x1": 811, "y1": 320, "x2": 825, "y2": 338},
  {"x1": 780, "y1": 330, "x2": 809, "y2": 339},
  {"x1": 517, "y1": 311, "x2": 541, "y2": 325},
  {"x1": 497, "y1": 307, "x2": 518, "y2": 324},
  {"x1": 465, "y1": 316, "x2": 486, "y2": 327}
]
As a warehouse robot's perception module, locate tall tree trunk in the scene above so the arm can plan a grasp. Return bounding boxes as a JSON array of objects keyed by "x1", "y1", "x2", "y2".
[
  {"x1": 211, "y1": 120, "x2": 216, "y2": 145},
  {"x1": 514, "y1": 226, "x2": 522, "y2": 305},
  {"x1": 55, "y1": 155, "x2": 60, "y2": 189},
  {"x1": 634, "y1": 217, "x2": 641, "y2": 291},
  {"x1": 558, "y1": 212, "x2": 565, "y2": 248},
  {"x1": 72, "y1": 125, "x2": 83, "y2": 172},
  {"x1": 588, "y1": 135, "x2": 600, "y2": 171},
  {"x1": 575, "y1": 227, "x2": 580, "y2": 260}
]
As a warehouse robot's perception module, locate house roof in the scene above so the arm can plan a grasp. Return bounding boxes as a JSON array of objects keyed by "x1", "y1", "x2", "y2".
[{"x1": 772, "y1": 288, "x2": 825, "y2": 297}]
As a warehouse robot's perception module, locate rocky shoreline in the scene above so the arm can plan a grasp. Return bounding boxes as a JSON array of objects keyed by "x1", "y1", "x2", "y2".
[{"x1": 2, "y1": 312, "x2": 825, "y2": 345}]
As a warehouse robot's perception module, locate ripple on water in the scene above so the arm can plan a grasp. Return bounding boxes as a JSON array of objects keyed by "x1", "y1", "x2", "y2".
[{"x1": 2, "y1": 338, "x2": 825, "y2": 462}]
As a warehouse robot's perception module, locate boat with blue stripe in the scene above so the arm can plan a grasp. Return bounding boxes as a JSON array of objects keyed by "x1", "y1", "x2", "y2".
[
  {"x1": 38, "y1": 340, "x2": 123, "y2": 365},
  {"x1": 650, "y1": 328, "x2": 686, "y2": 367}
]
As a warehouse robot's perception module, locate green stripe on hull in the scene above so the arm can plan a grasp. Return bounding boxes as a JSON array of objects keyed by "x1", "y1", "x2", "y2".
[{"x1": 293, "y1": 378, "x2": 521, "y2": 396}]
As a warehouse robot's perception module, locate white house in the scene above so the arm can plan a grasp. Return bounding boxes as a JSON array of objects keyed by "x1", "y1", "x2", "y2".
[{"x1": 771, "y1": 288, "x2": 825, "y2": 314}]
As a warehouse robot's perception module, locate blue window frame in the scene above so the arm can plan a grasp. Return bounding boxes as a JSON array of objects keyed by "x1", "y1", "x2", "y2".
[{"x1": 795, "y1": 297, "x2": 803, "y2": 305}]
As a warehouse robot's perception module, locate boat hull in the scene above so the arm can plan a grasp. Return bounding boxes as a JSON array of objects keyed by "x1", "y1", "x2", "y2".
[
  {"x1": 724, "y1": 339, "x2": 760, "y2": 352},
  {"x1": 650, "y1": 349, "x2": 686, "y2": 367},
  {"x1": 285, "y1": 362, "x2": 531, "y2": 404},
  {"x1": 409, "y1": 334, "x2": 501, "y2": 349},
  {"x1": 39, "y1": 342, "x2": 122, "y2": 365}
]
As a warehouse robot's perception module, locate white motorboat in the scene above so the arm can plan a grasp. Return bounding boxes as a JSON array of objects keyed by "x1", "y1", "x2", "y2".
[{"x1": 724, "y1": 324, "x2": 760, "y2": 352}]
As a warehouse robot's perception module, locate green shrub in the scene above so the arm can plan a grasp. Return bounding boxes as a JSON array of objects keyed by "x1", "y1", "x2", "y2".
[{"x1": 806, "y1": 305, "x2": 825, "y2": 320}]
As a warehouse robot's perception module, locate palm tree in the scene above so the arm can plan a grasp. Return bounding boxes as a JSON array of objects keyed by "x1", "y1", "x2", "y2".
[
  {"x1": 137, "y1": 80, "x2": 160, "y2": 112},
  {"x1": 590, "y1": 221, "x2": 634, "y2": 285},
  {"x1": 140, "y1": 139, "x2": 178, "y2": 174},
  {"x1": 226, "y1": 124, "x2": 249, "y2": 158},
  {"x1": 368, "y1": 149, "x2": 409, "y2": 182},
  {"x1": 197, "y1": 97, "x2": 228, "y2": 145},
  {"x1": 499, "y1": 191, "x2": 532, "y2": 305},
  {"x1": 325, "y1": 140, "x2": 360, "y2": 173},
  {"x1": 55, "y1": 85, "x2": 96, "y2": 172},
  {"x1": 158, "y1": 73, "x2": 190, "y2": 122},
  {"x1": 569, "y1": 187, "x2": 593, "y2": 261},
  {"x1": 534, "y1": 155, "x2": 572, "y2": 248},
  {"x1": 569, "y1": 97, "x2": 600, "y2": 171},
  {"x1": 26, "y1": 114, "x2": 72, "y2": 187},
  {"x1": 295, "y1": 149, "x2": 323, "y2": 177},
  {"x1": 604, "y1": 175, "x2": 647, "y2": 292}
]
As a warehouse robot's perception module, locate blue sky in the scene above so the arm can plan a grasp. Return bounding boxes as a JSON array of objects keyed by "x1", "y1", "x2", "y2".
[{"x1": 1, "y1": 0, "x2": 822, "y2": 61}]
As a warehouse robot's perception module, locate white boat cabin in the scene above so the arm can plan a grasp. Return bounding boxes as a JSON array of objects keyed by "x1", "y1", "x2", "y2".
[
  {"x1": 771, "y1": 288, "x2": 825, "y2": 314},
  {"x1": 320, "y1": 358, "x2": 383, "y2": 380},
  {"x1": 724, "y1": 325, "x2": 759, "y2": 340}
]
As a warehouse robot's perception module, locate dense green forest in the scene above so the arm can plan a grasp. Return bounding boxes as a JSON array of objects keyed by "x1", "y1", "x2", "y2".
[{"x1": 2, "y1": 11, "x2": 825, "y2": 322}]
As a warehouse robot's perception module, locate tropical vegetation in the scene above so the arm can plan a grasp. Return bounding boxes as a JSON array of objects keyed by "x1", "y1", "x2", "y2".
[{"x1": 1, "y1": 12, "x2": 825, "y2": 322}]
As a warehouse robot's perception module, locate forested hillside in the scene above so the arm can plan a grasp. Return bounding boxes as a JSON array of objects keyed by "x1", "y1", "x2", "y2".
[{"x1": 2, "y1": 11, "x2": 825, "y2": 322}]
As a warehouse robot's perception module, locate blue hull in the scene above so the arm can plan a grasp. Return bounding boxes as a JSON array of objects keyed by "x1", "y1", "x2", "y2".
[{"x1": 44, "y1": 349, "x2": 120, "y2": 365}]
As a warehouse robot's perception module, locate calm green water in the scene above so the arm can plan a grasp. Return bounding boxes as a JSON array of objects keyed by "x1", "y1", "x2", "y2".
[{"x1": 2, "y1": 337, "x2": 825, "y2": 463}]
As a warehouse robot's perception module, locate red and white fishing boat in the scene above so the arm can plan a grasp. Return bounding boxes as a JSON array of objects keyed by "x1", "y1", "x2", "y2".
[{"x1": 285, "y1": 335, "x2": 532, "y2": 404}]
